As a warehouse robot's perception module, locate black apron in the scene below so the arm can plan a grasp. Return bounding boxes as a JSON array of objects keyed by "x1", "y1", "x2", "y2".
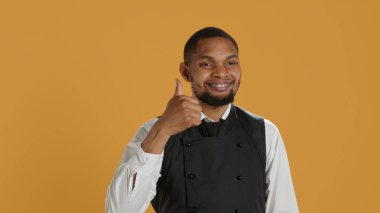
[{"x1": 152, "y1": 104, "x2": 266, "y2": 213}]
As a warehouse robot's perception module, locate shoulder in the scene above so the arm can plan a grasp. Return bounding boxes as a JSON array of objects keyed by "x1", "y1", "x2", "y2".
[
  {"x1": 234, "y1": 105, "x2": 282, "y2": 158},
  {"x1": 234, "y1": 104, "x2": 280, "y2": 133},
  {"x1": 234, "y1": 104, "x2": 264, "y2": 122},
  {"x1": 234, "y1": 105, "x2": 266, "y2": 134}
]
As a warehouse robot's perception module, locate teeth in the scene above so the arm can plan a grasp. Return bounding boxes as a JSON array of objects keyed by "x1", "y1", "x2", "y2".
[{"x1": 211, "y1": 84, "x2": 228, "y2": 88}]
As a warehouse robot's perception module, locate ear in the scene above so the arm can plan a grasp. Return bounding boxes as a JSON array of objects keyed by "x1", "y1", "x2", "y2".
[{"x1": 179, "y1": 62, "x2": 191, "y2": 82}]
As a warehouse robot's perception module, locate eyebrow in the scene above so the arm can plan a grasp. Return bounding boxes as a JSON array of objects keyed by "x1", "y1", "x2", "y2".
[{"x1": 199, "y1": 54, "x2": 239, "y2": 60}]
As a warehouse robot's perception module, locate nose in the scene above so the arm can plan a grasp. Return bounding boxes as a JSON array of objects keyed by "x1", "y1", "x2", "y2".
[{"x1": 212, "y1": 64, "x2": 229, "y2": 77}]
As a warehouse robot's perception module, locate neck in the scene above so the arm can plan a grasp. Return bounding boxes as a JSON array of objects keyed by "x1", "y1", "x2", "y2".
[{"x1": 200, "y1": 102, "x2": 229, "y2": 122}]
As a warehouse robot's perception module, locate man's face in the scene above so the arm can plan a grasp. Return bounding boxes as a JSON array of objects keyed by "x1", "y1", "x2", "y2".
[{"x1": 181, "y1": 37, "x2": 241, "y2": 106}]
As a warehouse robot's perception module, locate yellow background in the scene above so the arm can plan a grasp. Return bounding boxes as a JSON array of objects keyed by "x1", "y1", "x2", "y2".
[{"x1": 0, "y1": 0, "x2": 379, "y2": 212}]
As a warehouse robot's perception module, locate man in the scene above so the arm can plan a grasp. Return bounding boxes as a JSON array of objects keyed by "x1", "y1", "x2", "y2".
[{"x1": 106, "y1": 27, "x2": 299, "y2": 213}]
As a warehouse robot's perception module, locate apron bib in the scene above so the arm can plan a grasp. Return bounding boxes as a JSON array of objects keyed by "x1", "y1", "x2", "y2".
[{"x1": 152, "y1": 105, "x2": 266, "y2": 213}]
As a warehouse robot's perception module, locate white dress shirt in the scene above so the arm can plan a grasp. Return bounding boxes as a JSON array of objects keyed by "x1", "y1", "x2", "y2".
[{"x1": 105, "y1": 104, "x2": 299, "y2": 213}]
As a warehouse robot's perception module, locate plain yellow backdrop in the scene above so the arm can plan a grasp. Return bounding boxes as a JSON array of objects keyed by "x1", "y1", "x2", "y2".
[{"x1": 0, "y1": 0, "x2": 379, "y2": 212}]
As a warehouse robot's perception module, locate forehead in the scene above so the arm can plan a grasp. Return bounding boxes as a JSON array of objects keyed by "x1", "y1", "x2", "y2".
[{"x1": 193, "y1": 37, "x2": 238, "y2": 59}]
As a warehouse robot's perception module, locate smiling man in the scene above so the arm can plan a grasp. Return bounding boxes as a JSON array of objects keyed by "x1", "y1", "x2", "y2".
[{"x1": 105, "y1": 27, "x2": 299, "y2": 213}]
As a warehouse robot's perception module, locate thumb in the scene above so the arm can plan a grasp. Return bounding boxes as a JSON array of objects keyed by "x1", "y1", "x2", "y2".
[{"x1": 174, "y1": 78, "x2": 183, "y2": 96}]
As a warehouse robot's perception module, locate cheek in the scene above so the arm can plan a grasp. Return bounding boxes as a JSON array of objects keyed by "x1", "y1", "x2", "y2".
[
  {"x1": 233, "y1": 71, "x2": 242, "y2": 88},
  {"x1": 191, "y1": 69, "x2": 209, "y2": 83},
  {"x1": 233, "y1": 70, "x2": 241, "y2": 81}
]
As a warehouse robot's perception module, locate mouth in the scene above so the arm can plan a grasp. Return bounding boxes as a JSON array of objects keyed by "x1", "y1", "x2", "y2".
[{"x1": 205, "y1": 80, "x2": 233, "y2": 92}]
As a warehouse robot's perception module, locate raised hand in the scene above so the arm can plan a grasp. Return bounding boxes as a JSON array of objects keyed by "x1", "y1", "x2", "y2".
[
  {"x1": 141, "y1": 79, "x2": 203, "y2": 154},
  {"x1": 158, "y1": 78, "x2": 203, "y2": 136}
]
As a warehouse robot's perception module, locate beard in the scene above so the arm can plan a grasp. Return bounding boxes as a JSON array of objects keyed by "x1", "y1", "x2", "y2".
[
  {"x1": 188, "y1": 72, "x2": 240, "y2": 107},
  {"x1": 195, "y1": 89, "x2": 236, "y2": 106}
]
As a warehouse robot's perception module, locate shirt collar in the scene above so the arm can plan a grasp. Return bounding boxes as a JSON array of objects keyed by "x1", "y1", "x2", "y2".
[{"x1": 201, "y1": 103, "x2": 232, "y2": 122}]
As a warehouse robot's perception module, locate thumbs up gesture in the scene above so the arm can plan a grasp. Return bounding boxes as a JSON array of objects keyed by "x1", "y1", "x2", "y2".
[{"x1": 158, "y1": 78, "x2": 203, "y2": 136}]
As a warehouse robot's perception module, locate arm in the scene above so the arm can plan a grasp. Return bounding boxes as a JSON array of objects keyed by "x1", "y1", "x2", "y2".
[
  {"x1": 105, "y1": 118, "x2": 165, "y2": 213},
  {"x1": 105, "y1": 79, "x2": 202, "y2": 213},
  {"x1": 264, "y1": 119, "x2": 299, "y2": 213}
]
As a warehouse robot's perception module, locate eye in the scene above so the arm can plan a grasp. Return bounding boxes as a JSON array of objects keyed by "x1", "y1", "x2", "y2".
[
  {"x1": 200, "y1": 62, "x2": 212, "y2": 67},
  {"x1": 228, "y1": 61, "x2": 239, "y2": 65}
]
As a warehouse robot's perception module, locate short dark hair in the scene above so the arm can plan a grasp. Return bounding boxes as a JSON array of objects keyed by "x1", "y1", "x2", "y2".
[{"x1": 183, "y1": 27, "x2": 239, "y2": 65}]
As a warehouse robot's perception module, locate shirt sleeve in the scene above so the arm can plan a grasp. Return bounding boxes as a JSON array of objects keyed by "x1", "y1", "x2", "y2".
[
  {"x1": 264, "y1": 119, "x2": 299, "y2": 213},
  {"x1": 105, "y1": 118, "x2": 164, "y2": 213}
]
